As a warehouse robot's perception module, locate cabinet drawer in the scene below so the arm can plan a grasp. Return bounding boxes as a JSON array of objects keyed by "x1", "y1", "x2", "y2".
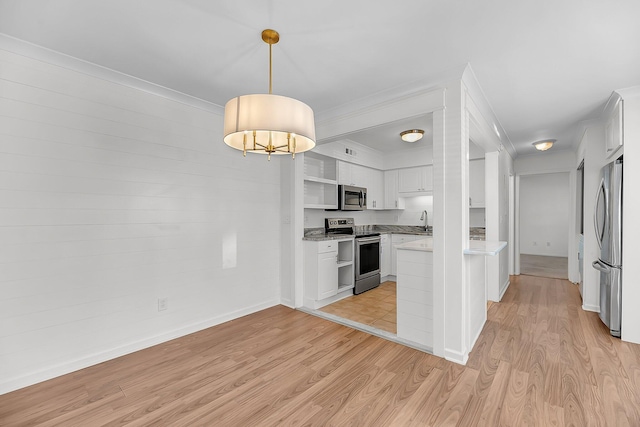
[{"x1": 318, "y1": 240, "x2": 338, "y2": 253}]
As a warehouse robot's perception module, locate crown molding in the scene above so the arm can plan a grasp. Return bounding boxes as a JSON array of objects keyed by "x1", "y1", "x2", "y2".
[
  {"x1": 615, "y1": 85, "x2": 640, "y2": 99},
  {"x1": 0, "y1": 33, "x2": 224, "y2": 115}
]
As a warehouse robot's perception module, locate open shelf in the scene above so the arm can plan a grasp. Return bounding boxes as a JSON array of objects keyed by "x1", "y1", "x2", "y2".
[
  {"x1": 304, "y1": 152, "x2": 338, "y2": 209},
  {"x1": 304, "y1": 152, "x2": 337, "y2": 181},
  {"x1": 304, "y1": 180, "x2": 338, "y2": 209}
]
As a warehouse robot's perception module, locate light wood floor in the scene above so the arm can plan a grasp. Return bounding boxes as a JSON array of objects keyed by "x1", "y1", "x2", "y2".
[
  {"x1": 319, "y1": 281, "x2": 397, "y2": 334},
  {"x1": 2, "y1": 275, "x2": 640, "y2": 426},
  {"x1": 520, "y1": 254, "x2": 569, "y2": 279}
]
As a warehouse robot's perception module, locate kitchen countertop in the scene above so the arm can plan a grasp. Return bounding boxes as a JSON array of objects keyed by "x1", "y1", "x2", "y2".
[
  {"x1": 395, "y1": 237, "x2": 435, "y2": 251},
  {"x1": 463, "y1": 240, "x2": 507, "y2": 256},
  {"x1": 303, "y1": 225, "x2": 433, "y2": 241},
  {"x1": 303, "y1": 225, "x2": 486, "y2": 242},
  {"x1": 303, "y1": 233, "x2": 355, "y2": 241},
  {"x1": 395, "y1": 237, "x2": 506, "y2": 256}
]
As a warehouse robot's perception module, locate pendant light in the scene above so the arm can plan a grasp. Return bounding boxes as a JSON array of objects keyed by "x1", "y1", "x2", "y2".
[{"x1": 223, "y1": 29, "x2": 316, "y2": 160}]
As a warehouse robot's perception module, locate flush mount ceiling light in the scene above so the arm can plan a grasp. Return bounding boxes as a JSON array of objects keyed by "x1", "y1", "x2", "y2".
[
  {"x1": 532, "y1": 139, "x2": 556, "y2": 151},
  {"x1": 400, "y1": 129, "x2": 424, "y2": 143},
  {"x1": 223, "y1": 29, "x2": 316, "y2": 160}
]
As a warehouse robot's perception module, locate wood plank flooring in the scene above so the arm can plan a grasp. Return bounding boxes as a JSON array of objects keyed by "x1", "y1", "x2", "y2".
[
  {"x1": 2, "y1": 274, "x2": 640, "y2": 426},
  {"x1": 319, "y1": 281, "x2": 397, "y2": 334}
]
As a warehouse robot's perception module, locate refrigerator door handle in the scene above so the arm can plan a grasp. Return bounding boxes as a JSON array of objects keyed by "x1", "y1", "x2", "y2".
[
  {"x1": 592, "y1": 259, "x2": 610, "y2": 273},
  {"x1": 593, "y1": 177, "x2": 606, "y2": 249}
]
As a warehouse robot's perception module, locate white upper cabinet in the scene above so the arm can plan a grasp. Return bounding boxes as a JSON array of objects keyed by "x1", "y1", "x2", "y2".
[
  {"x1": 398, "y1": 165, "x2": 432, "y2": 194},
  {"x1": 469, "y1": 159, "x2": 485, "y2": 208},
  {"x1": 338, "y1": 161, "x2": 384, "y2": 209},
  {"x1": 338, "y1": 161, "x2": 367, "y2": 187},
  {"x1": 605, "y1": 97, "x2": 623, "y2": 158},
  {"x1": 366, "y1": 167, "x2": 384, "y2": 210},
  {"x1": 384, "y1": 170, "x2": 405, "y2": 209}
]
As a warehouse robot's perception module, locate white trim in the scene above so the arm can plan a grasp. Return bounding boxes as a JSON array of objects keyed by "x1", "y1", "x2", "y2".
[
  {"x1": 279, "y1": 299, "x2": 295, "y2": 309},
  {"x1": 315, "y1": 65, "x2": 466, "y2": 123},
  {"x1": 515, "y1": 175, "x2": 521, "y2": 275},
  {"x1": 0, "y1": 299, "x2": 279, "y2": 395},
  {"x1": 0, "y1": 33, "x2": 224, "y2": 115},
  {"x1": 616, "y1": 86, "x2": 640, "y2": 99},
  {"x1": 444, "y1": 348, "x2": 469, "y2": 365},
  {"x1": 499, "y1": 279, "x2": 510, "y2": 300},
  {"x1": 462, "y1": 65, "x2": 516, "y2": 158},
  {"x1": 582, "y1": 304, "x2": 600, "y2": 313}
]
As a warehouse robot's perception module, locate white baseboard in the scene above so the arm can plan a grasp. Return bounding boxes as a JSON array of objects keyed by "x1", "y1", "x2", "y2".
[
  {"x1": 582, "y1": 303, "x2": 600, "y2": 313},
  {"x1": 303, "y1": 288, "x2": 354, "y2": 310},
  {"x1": 0, "y1": 299, "x2": 279, "y2": 395},
  {"x1": 279, "y1": 297, "x2": 295, "y2": 309},
  {"x1": 499, "y1": 279, "x2": 510, "y2": 300},
  {"x1": 444, "y1": 347, "x2": 469, "y2": 365}
]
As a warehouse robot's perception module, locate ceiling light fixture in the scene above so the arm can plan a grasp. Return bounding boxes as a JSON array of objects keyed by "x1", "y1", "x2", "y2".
[
  {"x1": 532, "y1": 139, "x2": 556, "y2": 151},
  {"x1": 223, "y1": 29, "x2": 316, "y2": 160},
  {"x1": 400, "y1": 129, "x2": 424, "y2": 143}
]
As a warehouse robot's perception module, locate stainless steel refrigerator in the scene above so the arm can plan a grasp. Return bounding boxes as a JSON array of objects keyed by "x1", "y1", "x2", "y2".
[{"x1": 592, "y1": 156, "x2": 623, "y2": 337}]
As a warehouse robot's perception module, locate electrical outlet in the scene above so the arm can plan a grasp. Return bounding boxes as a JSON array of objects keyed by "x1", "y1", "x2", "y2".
[{"x1": 158, "y1": 297, "x2": 168, "y2": 311}]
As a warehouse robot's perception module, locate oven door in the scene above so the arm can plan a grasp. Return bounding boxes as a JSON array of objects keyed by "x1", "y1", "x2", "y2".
[{"x1": 355, "y1": 236, "x2": 381, "y2": 280}]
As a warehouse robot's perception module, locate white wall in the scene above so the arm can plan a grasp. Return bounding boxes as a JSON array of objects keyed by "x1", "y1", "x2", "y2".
[
  {"x1": 619, "y1": 88, "x2": 640, "y2": 344},
  {"x1": 0, "y1": 42, "x2": 282, "y2": 393},
  {"x1": 519, "y1": 173, "x2": 570, "y2": 257},
  {"x1": 515, "y1": 150, "x2": 576, "y2": 175},
  {"x1": 486, "y1": 149, "x2": 514, "y2": 301}
]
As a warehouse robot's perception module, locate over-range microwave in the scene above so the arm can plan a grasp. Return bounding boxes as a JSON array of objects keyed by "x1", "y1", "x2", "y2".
[{"x1": 338, "y1": 185, "x2": 367, "y2": 211}]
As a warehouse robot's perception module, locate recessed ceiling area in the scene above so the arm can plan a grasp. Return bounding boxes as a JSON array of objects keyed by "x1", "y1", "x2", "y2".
[{"x1": 321, "y1": 115, "x2": 433, "y2": 154}]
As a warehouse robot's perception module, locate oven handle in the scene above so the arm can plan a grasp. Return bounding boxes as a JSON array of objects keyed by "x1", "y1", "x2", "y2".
[{"x1": 356, "y1": 236, "x2": 381, "y2": 244}]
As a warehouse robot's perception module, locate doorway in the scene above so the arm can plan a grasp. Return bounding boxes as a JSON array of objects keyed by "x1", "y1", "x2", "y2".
[{"x1": 518, "y1": 172, "x2": 571, "y2": 279}]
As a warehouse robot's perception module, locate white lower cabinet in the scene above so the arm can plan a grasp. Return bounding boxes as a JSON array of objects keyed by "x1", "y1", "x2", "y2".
[
  {"x1": 304, "y1": 239, "x2": 353, "y2": 308},
  {"x1": 391, "y1": 234, "x2": 423, "y2": 276},
  {"x1": 317, "y1": 248, "x2": 339, "y2": 300},
  {"x1": 380, "y1": 234, "x2": 391, "y2": 277}
]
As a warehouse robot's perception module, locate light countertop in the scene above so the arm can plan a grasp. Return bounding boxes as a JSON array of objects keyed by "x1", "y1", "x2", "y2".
[
  {"x1": 395, "y1": 237, "x2": 506, "y2": 256},
  {"x1": 463, "y1": 240, "x2": 507, "y2": 256},
  {"x1": 395, "y1": 237, "x2": 435, "y2": 251}
]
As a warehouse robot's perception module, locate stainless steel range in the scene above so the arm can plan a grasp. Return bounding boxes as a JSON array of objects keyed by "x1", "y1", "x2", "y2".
[{"x1": 325, "y1": 218, "x2": 381, "y2": 294}]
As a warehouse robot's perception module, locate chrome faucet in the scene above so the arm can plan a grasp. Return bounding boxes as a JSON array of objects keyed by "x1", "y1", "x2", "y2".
[{"x1": 420, "y1": 210, "x2": 429, "y2": 230}]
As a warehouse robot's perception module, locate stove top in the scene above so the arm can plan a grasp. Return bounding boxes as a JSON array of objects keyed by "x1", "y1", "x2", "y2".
[{"x1": 325, "y1": 218, "x2": 380, "y2": 238}]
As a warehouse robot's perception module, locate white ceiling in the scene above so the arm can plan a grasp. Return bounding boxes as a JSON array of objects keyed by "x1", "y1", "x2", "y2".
[
  {"x1": 336, "y1": 115, "x2": 433, "y2": 154},
  {"x1": 1, "y1": 0, "x2": 639, "y2": 157}
]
